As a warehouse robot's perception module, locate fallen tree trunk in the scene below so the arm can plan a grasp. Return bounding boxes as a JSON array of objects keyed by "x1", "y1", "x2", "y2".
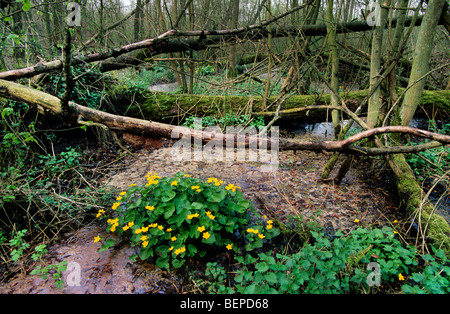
[
  {"x1": 0, "y1": 78, "x2": 449, "y2": 154},
  {"x1": 107, "y1": 87, "x2": 450, "y2": 123},
  {"x1": 0, "y1": 78, "x2": 449, "y2": 254}
]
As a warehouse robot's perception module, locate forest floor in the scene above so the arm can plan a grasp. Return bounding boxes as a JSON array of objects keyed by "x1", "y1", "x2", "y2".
[{"x1": 0, "y1": 131, "x2": 404, "y2": 294}]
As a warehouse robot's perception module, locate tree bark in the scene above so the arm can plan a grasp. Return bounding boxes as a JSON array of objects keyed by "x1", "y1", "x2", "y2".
[
  {"x1": 326, "y1": 0, "x2": 341, "y2": 137},
  {"x1": 367, "y1": 0, "x2": 390, "y2": 128},
  {"x1": 1, "y1": 78, "x2": 449, "y2": 156},
  {"x1": 399, "y1": 0, "x2": 446, "y2": 126},
  {"x1": 108, "y1": 86, "x2": 449, "y2": 122}
]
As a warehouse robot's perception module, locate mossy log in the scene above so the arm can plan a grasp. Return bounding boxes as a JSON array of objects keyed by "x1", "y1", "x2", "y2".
[
  {"x1": 108, "y1": 86, "x2": 450, "y2": 123},
  {"x1": 391, "y1": 153, "x2": 450, "y2": 255}
]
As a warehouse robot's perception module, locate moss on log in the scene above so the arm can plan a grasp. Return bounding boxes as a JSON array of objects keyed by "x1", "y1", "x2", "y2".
[
  {"x1": 107, "y1": 86, "x2": 450, "y2": 123},
  {"x1": 392, "y1": 153, "x2": 450, "y2": 256}
]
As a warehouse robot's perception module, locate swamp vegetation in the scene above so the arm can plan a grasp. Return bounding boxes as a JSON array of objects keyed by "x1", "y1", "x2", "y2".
[{"x1": 0, "y1": 0, "x2": 449, "y2": 294}]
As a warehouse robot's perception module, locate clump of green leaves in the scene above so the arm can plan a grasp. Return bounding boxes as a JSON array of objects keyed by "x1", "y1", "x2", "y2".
[
  {"x1": 406, "y1": 121, "x2": 450, "y2": 179},
  {"x1": 30, "y1": 260, "x2": 68, "y2": 290},
  {"x1": 182, "y1": 113, "x2": 265, "y2": 131},
  {"x1": 195, "y1": 227, "x2": 423, "y2": 294},
  {"x1": 9, "y1": 229, "x2": 30, "y2": 262},
  {"x1": 196, "y1": 64, "x2": 217, "y2": 76},
  {"x1": 401, "y1": 247, "x2": 450, "y2": 294},
  {"x1": 96, "y1": 172, "x2": 280, "y2": 269}
]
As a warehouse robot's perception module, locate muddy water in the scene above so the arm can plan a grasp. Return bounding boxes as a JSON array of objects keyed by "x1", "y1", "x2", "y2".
[{"x1": 0, "y1": 223, "x2": 183, "y2": 294}]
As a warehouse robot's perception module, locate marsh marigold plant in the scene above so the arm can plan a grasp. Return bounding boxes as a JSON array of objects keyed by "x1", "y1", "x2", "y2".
[{"x1": 96, "y1": 172, "x2": 279, "y2": 269}]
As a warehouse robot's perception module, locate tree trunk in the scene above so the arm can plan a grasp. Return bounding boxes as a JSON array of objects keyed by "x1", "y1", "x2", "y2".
[
  {"x1": 399, "y1": 0, "x2": 446, "y2": 126},
  {"x1": 326, "y1": 0, "x2": 341, "y2": 137},
  {"x1": 134, "y1": 0, "x2": 142, "y2": 43},
  {"x1": 228, "y1": 0, "x2": 240, "y2": 78},
  {"x1": 1, "y1": 79, "x2": 449, "y2": 155},
  {"x1": 107, "y1": 86, "x2": 449, "y2": 122},
  {"x1": 367, "y1": 0, "x2": 390, "y2": 129}
]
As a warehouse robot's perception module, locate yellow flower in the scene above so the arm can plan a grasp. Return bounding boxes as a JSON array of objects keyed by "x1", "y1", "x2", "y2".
[
  {"x1": 142, "y1": 241, "x2": 149, "y2": 248},
  {"x1": 197, "y1": 226, "x2": 205, "y2": 232},
  {"x1": 166, "y1": 228, "x2": 172, "y2": 232},
  {"x1": 108, "y1": 217, "x2": 119, "y2": 225},
  {"x1": 110, "y1": 224, "x2": 117, "y2": 232},
  {"x1": 183, "y1": 174, "x2": 191, "y2": 177},
  {"x1": 116, "y1": 196, "x2": 122, "y2": 201},
  {"x1": 398, "y1": 273, "x2": 405, "y2": 281},
  {"x1": 205, "y1": 211, "x2": 215, "y2": 220},
  {"x1": 157, "y1": 225, "x2": 163, "y2": 230},
  {"x1": 191, "y1": 185, "x2": 200, "y2": 190},
  {"x1": 168, "y1": 246, "x2": 174, "y2": 251},
  {"x1": 187, "y1": 213, "x2": 200, "y2": 220},
  {"x1": 94, "y1": 236, "x2": 101, "y2": 243},
  {"x1": 354, "y1": 219, "x2": 360, "y2": 223},
  {"x1": 225, "y1": 183, "x2": 241, "y2": 192},
  {"x1": 119, "y1": 191, "x2": 126, "y2": 196},
  {"x1": 393, "y1": 230, "x2": 398, "y2": 234},
  {"x1": 203, "y1": 232, "x2": 211, "y2": 240},
  {"x1": 226, "y1": 243, "x2": 233, "y2": 250},
  {"x1": 247, "y1": 228, "x2": 254, "y2": 233},
  {"x1": 266, "y1": 224, "x2": 273, "y2": 230},
  {"x1": 122, "y1": 225, "x2": 129, "y2": 231},
  {"x1": 146, "y1": 205, "x2": 155, "y2": 211},
  {"x1": 140, "y1": 235, "x2": 149, "y2": 241},
  {"x1": 171, "y1": 236, "x2": 177, "y2": 242},
  {"x1": 96, "y1": 209, "x2": 105, "y2": 218},
  {"x1": 128, "y1": 183, "x2": 136, "y2": 187},
  {"x1": 258, "y1": 234, "x2": 265, "y2": 239},
  {"x1": 128, "y1": 221, "x2": 134, "y2": 227},
  {"x1": 393, "y1": 220, "x2": 398, "y2": 223},
  {"x1": 135, "y1": 228, "x2": 142, "y2": 234},
  {"x1": 111, "y1": 202, "x2": 121, "y2": 210},
  {"x1": 141, "y1": 226, "x2": 149, "y2": 232},
  {"x1": 196, "y1": 189, "x2": 201, "y2": 192},
  {"x1": 266, "y1": 220, "x2": 273, "y2": 225},
  {"x1": 171, "y1": 180, "x2": 178, "y2": 186}
]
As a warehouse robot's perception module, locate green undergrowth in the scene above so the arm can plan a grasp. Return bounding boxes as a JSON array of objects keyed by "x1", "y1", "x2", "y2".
[
  {"x1": 0, "y1": 98, "x2": 118, "y2": 287},
  {"x1": 96, "y1": 173, "x2": 450, "y2": 294},
  {"x1": 193, "y1": 226, "x2": 450, "y2": 294}
]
